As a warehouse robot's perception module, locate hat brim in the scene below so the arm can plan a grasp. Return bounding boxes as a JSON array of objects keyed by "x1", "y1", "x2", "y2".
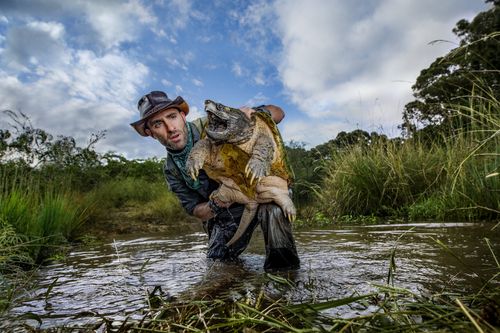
[{"x1": 130, "y1": 97, "x2": 189, "y2": 137}]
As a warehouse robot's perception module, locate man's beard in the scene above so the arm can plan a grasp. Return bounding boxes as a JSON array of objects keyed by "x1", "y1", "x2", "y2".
[{"x1": 162, "y1": 126, "x2": 188, "y2": 151}]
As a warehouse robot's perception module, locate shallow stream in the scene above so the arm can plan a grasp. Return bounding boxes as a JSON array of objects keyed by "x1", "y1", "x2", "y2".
[{"x1": 1, "y1": 222, "x2": 498, "y2": 330}]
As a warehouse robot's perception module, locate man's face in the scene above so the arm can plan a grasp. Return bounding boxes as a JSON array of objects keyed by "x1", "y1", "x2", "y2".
[{"x1": 145, "y1": 108, "x2": 188, "y2": 151}]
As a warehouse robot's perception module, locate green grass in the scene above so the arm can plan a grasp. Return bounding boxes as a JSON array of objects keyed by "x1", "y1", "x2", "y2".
[
  {"x1": 0, "y1": 171, "x2": 188, "y2": 269},
  {"x1": 84, "y1": 177, "x2": 186, "y2": 223},
  {"x1": 314, "y1": 90, "x2": 499, "y2": 222},
  {"x1": 0, "y1": 167, "x2": 93, "y2": 266}
]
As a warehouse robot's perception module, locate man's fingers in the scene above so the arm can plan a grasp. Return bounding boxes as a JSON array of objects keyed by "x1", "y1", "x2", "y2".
[{"x1": 239, "y1": 106, "x2": 255, "y2": 120}]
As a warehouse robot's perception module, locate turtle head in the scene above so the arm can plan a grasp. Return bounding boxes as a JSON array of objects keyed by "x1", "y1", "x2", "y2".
[{"x1": 204, "y1": 100, "x2": 255, "y2": 144}]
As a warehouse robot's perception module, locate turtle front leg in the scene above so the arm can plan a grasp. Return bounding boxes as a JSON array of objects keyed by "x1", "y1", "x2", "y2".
[
  {"x1": 186, "y1": 138, "x2": 211, "y2": 180},
  {"x1": 245, "y1": 135, "x2": 274, "y2": 185}
]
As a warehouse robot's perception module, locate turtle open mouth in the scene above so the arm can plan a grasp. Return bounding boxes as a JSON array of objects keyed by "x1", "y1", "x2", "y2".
[{"x1": 207, "y1": 110, "x2": 228, "y2": 133}]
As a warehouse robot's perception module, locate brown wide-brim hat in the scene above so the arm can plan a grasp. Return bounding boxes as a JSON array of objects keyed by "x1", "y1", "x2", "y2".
[{"x1": 130, "y1": 91, "x2": 189, "y2": 137}]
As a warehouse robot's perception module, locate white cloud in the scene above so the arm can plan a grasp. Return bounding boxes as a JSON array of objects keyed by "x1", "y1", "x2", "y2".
[
  {"x1": 232, "y1": 0, "x2": 275, "y2": 53},
  {"x1": 166, "y1": 57, "x2": 188, "y2": 71},
  {"x1": 281, "y1": 118, "x2": 348, "y2": 147},
  {"x1": 185, "y1": 105, "x2": 204, "y2": 122},
  {"x1": 0, "y1": 0, "x2": 489, "y2": 158},
  {"x1": 245, "y1": 92, "x2": 268, "y2": 107},
  {"x1": 197, "y1": 35, "x2": 213, "y2": 43},
  {"x1": 192, "y1": 78, "x2": 204, "y2": 87},
  {"x1": 27, "y1": 21, "x2": 64, "y2": 39},
  {"x1": 169, "y1": 0, "x2": 193, "y2": 29},
  {"x1": 232, "y1": 62, "x2": 244, "y2": 76},
  {"x1": 254, "y1": 72, "x2": 265, "y2": 86},
  {"x1": 0, "y1": 48, "x2": 149, "y2": 153},
  {"x1": 161, "y1": 79, "x2": 173, "y2": 87},
  {"x1": 3, "y1": 20, "x2": 70, "y2": 71},
  {"x1": 0, "y1": 0, "x2": 178, "y2": 49},
  {"x1": 81, "y1": 1, "x2": 157, "y2": 47},
  {"x1": 175, "y1": 85, "x2": 183, "y2": 94},
  {"x1": 273, "y1": 0, "x2": 488, "y2": 143}
]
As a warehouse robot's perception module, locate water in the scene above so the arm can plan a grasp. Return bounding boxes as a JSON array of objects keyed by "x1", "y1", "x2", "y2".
[{"x1": 2, "y1": 222, "x2": 498, "y2": 330}]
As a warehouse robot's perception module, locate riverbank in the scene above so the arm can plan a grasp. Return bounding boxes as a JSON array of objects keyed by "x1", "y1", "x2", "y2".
[{"x1": 82, "y1": 205, "x2": 202, "y2": 240}]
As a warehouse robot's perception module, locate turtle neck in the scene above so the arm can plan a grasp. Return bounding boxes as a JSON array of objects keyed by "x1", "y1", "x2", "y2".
[{"x1": 167, "y1": 122, "x2": 201, "y2": 190}]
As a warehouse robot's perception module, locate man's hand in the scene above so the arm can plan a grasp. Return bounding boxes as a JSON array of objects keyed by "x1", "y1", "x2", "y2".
[
  {"x1": 239, "y1": 105, "x2": 285, "y2": 124},
  {"x1": 211, "y1": 197, "x2": 231, "y2": 208},
  {"x1": 239, "y1": 106, "x2": 255, "y2": 120}
]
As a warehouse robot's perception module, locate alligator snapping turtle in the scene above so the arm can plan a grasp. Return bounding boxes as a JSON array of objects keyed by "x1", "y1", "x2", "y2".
[{"x1": 186, "y1": 99, "x2": 296, "y2": 247}]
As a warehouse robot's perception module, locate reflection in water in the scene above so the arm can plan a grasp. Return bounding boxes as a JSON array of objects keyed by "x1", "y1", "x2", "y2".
[{"x1": 1, "y1": 222, "x2": 498, "y2": 329}]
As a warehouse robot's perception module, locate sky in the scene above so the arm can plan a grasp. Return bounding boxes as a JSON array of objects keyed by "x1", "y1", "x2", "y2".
[{"x1": 0, "y1": 0, "x2": 491, "y2": 159}]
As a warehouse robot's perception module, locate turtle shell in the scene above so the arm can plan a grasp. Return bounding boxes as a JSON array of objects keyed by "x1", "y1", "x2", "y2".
[
  {"x1": 202, "y1": 111, "x2": 294, "y2": 198},
  {"x1": 253, "y1": 111, "x2": 295, "y2": 183}
]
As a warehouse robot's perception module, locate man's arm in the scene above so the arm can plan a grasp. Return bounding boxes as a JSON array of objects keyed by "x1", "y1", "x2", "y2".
[
  {"x1": 263, "y1": 105, "x2": 285, "y2": 124},
  {"x1": 192, "y1": 202, "x2": 214, "y2": 220},
  {"x1": 192, "y1": 196, "x2": 232, "y2": 220},
  {"x1": 240, "y1": 105, "x2": 285, "y2": 124}
]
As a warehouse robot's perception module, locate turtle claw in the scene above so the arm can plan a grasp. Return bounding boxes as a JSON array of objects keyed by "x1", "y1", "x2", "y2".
[
  {"x1": 250, "y1": 173, "x2": 256, "y2": 185},
  {"x1": 189, "y1": 169, "x2": 199, "y2": 180}
]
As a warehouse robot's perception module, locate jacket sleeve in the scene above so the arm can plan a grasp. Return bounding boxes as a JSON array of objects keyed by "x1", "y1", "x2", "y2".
[{"x1": 164, "y1": 164, "x2": 206, "y2": 216}]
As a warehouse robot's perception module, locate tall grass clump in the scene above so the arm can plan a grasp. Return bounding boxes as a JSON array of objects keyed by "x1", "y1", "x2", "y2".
[
  {"x1": 85, "y1": 177, "x2": 186, "y2": 223},
  {"x1": 0, "y1": 167, "x2": 93, "y2": 266},
  {"x1": 317, "y1": 85, "x2": 499, "y2": 221},
  {"x1": 317, "y1": 139, "x2": 449, "y2": 217}
]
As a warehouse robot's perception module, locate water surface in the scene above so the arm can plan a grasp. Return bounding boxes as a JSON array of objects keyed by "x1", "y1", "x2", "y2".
[{"x1": 2, "y1": 222, "x2": 498, "y2": 329}]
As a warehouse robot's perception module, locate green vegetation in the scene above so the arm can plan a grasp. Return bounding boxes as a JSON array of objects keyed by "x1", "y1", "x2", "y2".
[
  {"x1": 289, "y1": 2, "x2": 499, "y2": 224},
  {"x1": 401, "y1": 0, "x2": 499, "y2": 136},
  {"x1": 86, "y1": 177, "x2": 185, "y2": 223},
  {"x1": 128, "y1": 284, "x2": 499, "y2": 332},
  {"x1": 0, "y1": 113, "x2": 188, "y2": 270},
  {"x1": 0, "y1": 3, "x2": 498, "y2": 331},
  {"x1": 292, "y1": 84, "x2": 499, "y2": 223},
  {"x1": 1, "y1": 3, "x2": 498, "y2": 271}
]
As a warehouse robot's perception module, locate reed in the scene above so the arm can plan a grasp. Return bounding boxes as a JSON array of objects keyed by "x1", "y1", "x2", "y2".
[
  {"x1": 316, "y1": 88, "x2": 499, "y2": 221},
  {"x1": 37, "y1": 192, "x2": 90, "y2": 240},
  {"x1": 100, "y1": 273, "x2": 497, "y2": 332},
  {"x1": 0, "y1": 167, "x2": 93, "y2": 266}
]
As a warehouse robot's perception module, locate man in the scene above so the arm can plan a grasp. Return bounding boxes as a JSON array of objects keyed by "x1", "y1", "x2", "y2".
[{"x1": 130, "y1": 91, "x2": 300, "y2": 271}]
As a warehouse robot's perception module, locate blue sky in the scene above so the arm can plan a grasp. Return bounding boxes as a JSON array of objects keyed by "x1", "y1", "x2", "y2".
[{"x1": 0, "y1": 0, "x2": 490, "y2": 159}]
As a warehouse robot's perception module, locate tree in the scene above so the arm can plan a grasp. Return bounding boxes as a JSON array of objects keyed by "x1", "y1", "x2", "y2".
[
  {"x1": 402, "y1": 2, "x2": 499, "y2": 136},
  {"x1": 313, "y1": 129, "x2": 388, "y2": 158},
  {"x1": 1, "y1": 110, "x2": 104, "y2": 169},
  {"x1": 285, "y1": 141, "x2": 320, "y2": 206}
]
